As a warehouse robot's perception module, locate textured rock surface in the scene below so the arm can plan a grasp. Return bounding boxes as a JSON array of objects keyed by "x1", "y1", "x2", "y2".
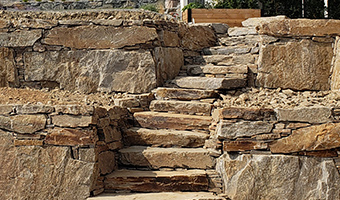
[
  {"x1": 119, "y1": 146, "x2": 215, "y2": 169},
  {"x1": 257, "y1": 18, "x2": 340, "y2": 37},
  {"x1": 124, "y1": 127, "x2": 209, "y2": 147},
  {"x1": 270, "y1": 123, "x2": 340, "y2": 153},
  {"x1": 331, "y1": 37, "x2": 340, "y2": 90},
  {"x1": 45, "y1": 128, "x2": 97, "y2": 146},
  {"x1": 153, "y1": 87, "x2": 217, "y2": 100},
  {"x1": 0, "y1": 29, "x2": 42, "y2": 47},
  {"x1": 172, "y1": 77, "x2": 246, "y2": 90},
  {"x1": 215, "y1": 107, "x2": 274, "y2": 121},
  {"x1": 154, "y1": 47, "x2": 183, "y2": 85},
  {"x1": 0, "y1": 47, "x2": 15, "y2": 87},
  {"x1": 24, "y1": 50, "x2": 156, "y2": 93},
  {"x1": 134, "y1": 111, "x2": 212, "y2": 131},
  {"x1": 150, "y1": 100, "x2": 212, "y2": 115},
  {"x1": 0, "y1": 130, "x2": 95, "y2": 200},
  {"x1": 43, "y1": 26, "x2": 158, "y2": 49},
  {"x1": 257, "y1": 39, "x2": 333, "y2": 90},
  {"x1": 217, "y1": 121, "x2": 273, "y2": 139},
  {"x1": 52, "y1": 115, "x2": 93, "y2": 127},
  {"x1": 88, "y1": 192, "x2": 224, "y2": 200},
  {"x1": 0, "y1": 114, "x2": 46, "y2": 134},
  {"x1": 104, "y1": 170, "x2": 208, "y2": 192},
  {"x1": 217, "y1": 153, "x2": 340, "y2": 200},
  {"x1": 275, "y1": 107, "x2": 331, "y2": 123},
  {"x1": 180, "y1": 25, "x2": 216, "y2": 50}
]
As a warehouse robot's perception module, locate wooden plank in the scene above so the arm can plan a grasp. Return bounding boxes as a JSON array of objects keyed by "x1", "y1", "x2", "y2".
[
  {"x1": 192, "y1": 9, "x2": 261, "y2": 16},
  {"x1": 192, "y1": 13, "x2": 259, "y2": 18},
  {"x1": 182, "y1": 9, "x2": 189, "y2": 22},
  {"x1": 193, "y1": 18, "x2": 245, "y2": 27}
]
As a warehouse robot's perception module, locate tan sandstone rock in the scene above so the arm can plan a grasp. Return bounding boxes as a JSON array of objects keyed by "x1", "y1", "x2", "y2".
[
  {"x1": 216, "y1": 153, "x2": 340, "y2": 200},
  {"x1": 331, "y1": 36, "x2": 340, "y2": 90},
  {"x1": 43, "y1": 25, "x2": 158, "y2": 49},
  {"x1": 275, "y1": 106, "x2": 331, "y2": 123},
  {"x1": 45, "y1": 128, "x2": 97, "y2": 146},
  {"x1": 24, "y1": 49, "x2": 157, "y2": 93},
  {"x1": 0, "y1": 47, "x2": 16, "y2": 87},
  {"x1": 217, "y1": 120, "x2": 273, "y2": 139},
  {"x1": 180, "y1": 25, "x2": 216, "y2": 50},
  {"x1": 0, "y1": 29, "x2": 42, "y2": 47},
  {"x1": 0, "y1": 114, "x2": 46, "y2": 134},
  {"x1": 257, "y1": 39, "x2": 333, "y2": 90},
  {"x1": 270, "y1": 123, "x2": 340, "y2": 153},
  {"x1": 52, "y1": 115, "x2": 93, "y2": 128}
]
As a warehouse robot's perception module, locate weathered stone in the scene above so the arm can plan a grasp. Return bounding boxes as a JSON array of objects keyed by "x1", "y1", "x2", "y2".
[
  {"x1": 275, "y1": 107, "x2": 331, "y2": 123},
  {"x1": 14, "y1": 139, "x2": 43, "y2": 146},
  {"x1": 172, "y1": 77, "x2": 246, "y2": 90},
  {"x1": 187, "y1": 64, "x2": 248, "y2": 75},
  {"x1": 257, "y1": 18, "x2": 340, "y2": 37},
  {"x1": 203, "y1": 46, "x2": 251, "y2": 55},
  {"x1": 255, "y1": 133, "x2": 281, "y2": 140},
  {"x1": 98, "y1": 151, "x2": 116, "y2": 175},
  {"x1": 10, "y1": 115, "x2": 46, "y2": 134},
  {"x1": 24, "y1": 49, "x2": 156, "y2": 93},
  {"x1": 228, "y1": 27, "x2": 257, "y2": 36},
  {"x1": 203, "y1": 54, "x2": 255, "y2": 65},
  {"x1": 258, "y1": 39, "x2": 333, "y2": 90},
  {"x1": 216, "y1": 153, "x2": 340, "y2": 200},
  {"x1": 211, "y1": 23, "x2": 229, "y2": 34},
  {"x1": 0, "y1": 105, "x2": 13, "y2": 115},
  {"x1": 0, "y1": 19, "x2": 10, "y2": 28},
  {"x1": 52, "y1": 115, "x2": 93, "y2": 127},
  {"x1": 14, "y1": 18, "x2": 58, "y2": 29},
  {"x1": 298, "y1": 150, "x2": 338, "y2": 158},
  {"x1": 241, "y1": 16, "x2": 288, "y2": 27},
  {"x1": 90, "y1": 19, "x2": 123, "y2": 26},
  {"x1": 153, "y1": 87, "x2": 217, "y2": 100},
  {"x1": 223, "y1": 140, "x2": 268, "y2": 151},
  {"x1": 43, "y1": 25, "x2": 158, "y2": 49},
  {"x1": 181, "y1": 25, "x2": 216, "y2": 50},
  {"x1": 104, "y1": 170, "x2": 209, "y2": 192},
  {"x1": 331, "y1": 37, "x2": 340, "y2": 90},
  {"x1": 45, "y1": 128, "x2": 97, "y2": 146},
  {"x1": 88, "y1": 192, "x2": 224, "y2": 200},
  {"x1": 55, "y1": 105, "x2": 94, "y2": 115},
  {"x1": 79, "y1": 148, "x2": 96, "y2": 162},
  {"x1": 124, "y1": 127, "x2": 209, "y2": 147},
  {"x1": 0, "y1": 47, "x2": 16, "y2": 87},
  {"x1": 103, "y1": 126, "x2": 121, "y2": 143},
  {"x1": 215, "y1": 107, "x2": 275, "y2": 121},
  {"x1": 15, "y1": 104, "x2": 54, "y2": 114},
  {"x1": 107, "y1": 141, "x2": 123, "y2": 150},
  {"x1": 270, "y1": 123, "x2": 340, "y2": 153},
  {"x1": 114, "y1": 98, "x2": 140, "y2": 108},
  {"x1": 120, "y1": 146, "x2": 215, "y2": 169},
  {"x1": 286, "y1": 122, "x2": 311, "y2": 129},
  {"x1": 150, "y1": 100, "x2": 212, "y2": 115},
  {"x1": 162, "y1": 31, "x2": 180, "y2": 47},
  {"x1": 134, "y1": 112, "x2": 212, "y2": 131},
  {"x1": 217, "y1": 121, "x2": 273, "y2": 139},
  {"x1": 154, "y1": 47, "x2": 183, "y2": 85},
  {"x1": 0, "y1": 130, "x2": 95, "y2": 200},
  {"x1": 0, "y1": 29, "x2": 42, "y2": 47}
]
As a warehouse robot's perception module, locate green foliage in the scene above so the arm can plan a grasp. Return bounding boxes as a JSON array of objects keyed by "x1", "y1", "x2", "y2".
[
  {"x1": 258, "y1": 0, "x2": 302, "y2": 18},
  {"x1": 328, "y1": 0, "x2": 340, "y2": 19},
  {"x1": 304, "y1": 0, "x2": 325, "y2": 19},
  {"x1": 182, "y1": 2, "x2": 205, "y2": 12},
  {"x1": 141, "y1": 4, "x2": 159, "y2": 12},
  {"x1": 214, "y1": 0, "x2": 259, "y2": 9},
  {"x1": 22, "y1": 0, "x2": 29, "y2": 2}
]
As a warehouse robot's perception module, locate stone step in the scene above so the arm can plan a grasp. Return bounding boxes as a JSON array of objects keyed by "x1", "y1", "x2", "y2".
[
  {"x1": 153, "y1": 87, "x2": 218, "y2": 100},
  {"x1": 171, "y1": 76, "x2": 246, "y2": 90},
  {"x1": 134, "y1": 111, "x2": 212, "y2": 131},
  {"x1": 87, "y1": 192, "x2": 225, "y2": 200},
  {"x1": 123, "y1": 127, "x2": 209, "y2": 147},
  {"x1": 104, "y1": 169, "x2": 209, "y2": 192},
  {"x1": 202, "y1": 45, "x2": 252, "y2": 55},
  {"x1": 228, "y1": 26, "x2": 257, "y2": 36},
  {"x1": 186, "y1": 64, "x2": 248, "y2": 76},
  {"x1": 218, "y1": 35, "x2": 261, "y2": 46},
  {"x1": 202, "y1": 54, "x2": 256, "y2": 66},
  {"x1": 150, "y1": 100, "x2": 212, "y2": 115},
  {"x1": 119, "y1": 146, "x2": 215, "y2": 169}
]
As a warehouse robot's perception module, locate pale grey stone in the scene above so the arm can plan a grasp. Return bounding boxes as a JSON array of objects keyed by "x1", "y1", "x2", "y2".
[
  {"x1": 0, "y1": 29, "x2": 42, "y2": 47},
  {"x1": 216, "y1": 153, "x2": 340, "y2": 200},
  {"x1": 275, "y1": 106, "x2": 332, "y2": 123},
  {"x1": 217, "y1": 121, "x2": 273, "y2": 139},
  {"x1": 172, "y1": 77, "x2": 246, "y2": 90},
  {"x1": 228, "y1": 27, "x2": 257, "y2": 36}
]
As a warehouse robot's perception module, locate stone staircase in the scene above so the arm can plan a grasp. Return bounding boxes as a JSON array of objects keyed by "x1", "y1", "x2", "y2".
[{"x1": 89, "y1": 26, "x2": 261, "y2": 200}]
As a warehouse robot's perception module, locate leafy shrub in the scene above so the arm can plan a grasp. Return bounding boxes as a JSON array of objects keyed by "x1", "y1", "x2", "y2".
[
  {"x1": 182, "y1": 2, "x2": 205, "y2": 12},
  {"x1": 141, "y1": 4, "x2": 159, "y2": 12}
]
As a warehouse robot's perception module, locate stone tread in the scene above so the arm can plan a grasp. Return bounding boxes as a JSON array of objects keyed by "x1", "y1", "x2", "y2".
[
  {"x1": 202, "y1": 45, "x2": 252, "y2": 55},
  {"x1": 119, "y1": 146, "x2": 215, "y2": 169},
  {"x1": 104, "y1": 169, "x2": 209, "y2": 192},
  {"x1": 150, "y1": 100, "x2": 213, "y2": 115},
  {"x1": 153, "y1": 87, "x2": 218, "y2": 100},
  {"x1": 202, "y1": 54, "x2": 256, "y2": 66},
  {"x1": 171, "y1": 76, "x2": 247, "y2": 90},
  {"x1": 134, "y1": 111, "x2": 212, "y2": 131},
  {"x1": 124, "y1": 127, "x2": 209, "y2": 147},
  {"x1": 186, "y1": 64, "x2": 248, "y2": 75},
  {"x1": 87, "y1": 192, "x2": 225, "y2": 200}
]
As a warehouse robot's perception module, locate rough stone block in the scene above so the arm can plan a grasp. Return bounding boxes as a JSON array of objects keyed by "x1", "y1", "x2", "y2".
[
  {"x1": 216, "y1": 107, "x2": 275, "y2": 121},
  {"x1": 45, "y1": 128, "x2": 97, "y2": 146},
  {"x1": 172, "y1": 77, "x2": 246, "y2": 90},
  {"x1": 257, "y1": 39, "x2": 333, "y2": 90},
  {"x1": 150, "y1": 100, "x2": 212, "y2": 115},
  {"x1": 15, "y1": 104, "x2": 54, "y2": 114},
  {"x1": 0, "y1": 47, "x2": 16, "y2": 87},
  {"x1": 223, "y1": 140, "x2": 268, "y2": 151},
  {"x1": 180, "y1": 25, "x2": 216, "y2": 50},
  {"x1": 275, "y1": 107, "x2": 331, "y2": 123},
  {"x1": 52, "y1": 115, "x2": 93, "y2": 127},
  {"x1": 0, "y1": 29, "x2": 42, "y2": 47},
  {"x1": 153, "y1": 87, "x2": 217, "y2": 100},
  {"x1": 0, "y1": 115, "x2": 47, "y2": 134},
  {"x1": 217, "y1": 120, "x2": 273, "y2": 139}
]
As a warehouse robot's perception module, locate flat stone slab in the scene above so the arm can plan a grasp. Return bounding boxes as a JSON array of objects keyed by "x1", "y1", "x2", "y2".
[
  {"x1": 275, "y1": 106, "x2": 332, "y2": 124},
  {"x1": 119, "y1": 146, "x2": 215, "y2": 169},
  {"x1": 202, "y1": 54, "x2": 255, "y2": 65},
  {"x1": 172, "y1": 77, "x2": 246, "y2": 90},
  {"x1": 228, "y1": 27, "x2": 257, "y2": 36},
  {"x1": 134, "y1": 111, "x2": 212, "y2": 131},
  {"x1": 104, "y1": 169, "x2": 208, "y2": 192},
  {"x1": 217, "y1": 120, "x2": 273, "y2": 139},
  {"x1": 214, "y1": 107, "x2": 275, "y2": 121},
  {"x1": 186, "y1": 64, "x2": 248, "y2": 75},
  {"x1": 124, "y1": 127, "x2": 209, "y2": 147},
  {"x1": 202, "y1": 46, "x2": 251, "y2": 55},
  {"x1": 87, "y1": 192, "x2": 225, "y2": 200},
  {"x1": 153, "y1": 87, "x2": 217, "y2": 100},
  {"x1": 150, "y1": 100, "x2": 212, "y2": 115}
]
